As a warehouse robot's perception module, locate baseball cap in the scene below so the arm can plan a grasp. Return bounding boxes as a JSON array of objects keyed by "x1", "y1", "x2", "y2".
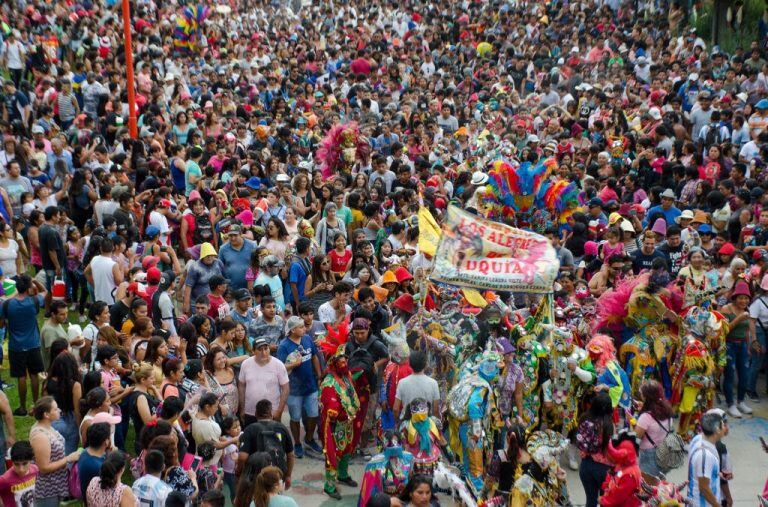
[
  {"x1": 144, "y1": 225, "x2": 161, "y2": 238},
  {"x1": 260, "y1": 255, "x2": 284, "y2": 269},
  {"x1": 227, "y1": 224, "x2": 243, "y2": 235},
  {"x1": 91, "y1": 412, "x2": 122, "y2": 425},
  {"x1": 31, "y1": 125, "x2": 45, "y2": 134},
  {"x1": 286, "y1": 316, "x2": 305, "y2": 333},
  {"x1": 146, "y1": 267, "x2": 162, "y2": 285},
  {"x1": 234, "y1": 288, "x2": 251, "y2": 300},
  {"x1": 141, "y1": 256, "x2": 160, "y2": 271},
  {"x1": 253, "y1": 337, "x2": 269, "y2": 349},
  {"x1": 588, "y1": 197, "x2": 603, "y2": 208}
]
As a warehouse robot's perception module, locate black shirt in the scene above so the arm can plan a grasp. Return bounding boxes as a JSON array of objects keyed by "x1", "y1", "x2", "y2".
[
  {"x1": 38, "y1": 223, "x2": 65, "y2": 271},
  {"x1": 110, "y1": 300, "x2": 130, "y2": 329},
  {"x1": 631, "y1": 249, "x2": 666, "y2": 274},
  {"x1": 239, "y1": 419, "x2": 294, "y2": 456}
]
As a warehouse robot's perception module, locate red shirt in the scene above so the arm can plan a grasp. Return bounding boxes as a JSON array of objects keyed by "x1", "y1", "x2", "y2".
[
  {"x1": 207, "y1": 293, "x2": 230, "y2": 321},
  {"x1": 0, "y1": 464, "x2": 38, "y2": 507},
  {"x1": 329, "y1": 249, "x2": 352, "y2": 275},
  {"x1": 350, "y1": 58, "x2": 372, "y2": 75}
]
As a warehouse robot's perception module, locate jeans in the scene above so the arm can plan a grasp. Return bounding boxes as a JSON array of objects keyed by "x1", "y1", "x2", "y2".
[
  {"x1": 724, "y1": 341, "x2": 749, "y2": 406},
  {"x1": 579, "y1": 456, "x2": 612, "y2": 507},
  {"x1": 638, "y1": 448, "x2": 661, "y2": 478},
  {"x1": 52, "y1": 412, "x2": 79, "y2": 454},
  {"x1": 34, "y1": 497, "x2": 63, "y2": 507},
  {"x1": 748, "y1": 327, "x2": 767, "y2": 394},
  {"x1": 224, "y1": 471, "x2": 236, "y2": 501}
]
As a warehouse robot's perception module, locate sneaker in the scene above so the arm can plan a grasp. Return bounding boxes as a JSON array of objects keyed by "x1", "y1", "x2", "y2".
[
  {"x1": 324, "y1": 487, "x2": 341, "y2": 500},
  {"x1": 748, "y1": 391, "x2": 761, "y2": 403},
  {"x1": 728, "y1": 405, "x2": 742, "y2": 418},
  {"x1": 294, "y1": 444, "x2": 304, "y2": 459},
  {"x1": 78, "y1": 314, "x2": 87, "y2": 323},
  {"x1": 304, "y1": 439, "x2": 323, "y2": 454},
  {"x1": 338, "y1": 477, "x2": 358, "y2": 487},
  {"x1": 12, "y1": 407, "x2": 27, "y2": 417},
  {"x1": 738, "y1": 401, "x2": 753, "y2": 414},
  {"x1": 0, "y1": 381, "x2": 14, "y2": 391}
]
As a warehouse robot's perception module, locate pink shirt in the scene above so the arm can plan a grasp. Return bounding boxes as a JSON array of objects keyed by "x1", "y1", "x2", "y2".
[
  {"x1": 636, "y1": 412, "x2": 672, "y2": 450},
  {"x1": 238, "y1": 356, "x2": 288, "y2": 416}
]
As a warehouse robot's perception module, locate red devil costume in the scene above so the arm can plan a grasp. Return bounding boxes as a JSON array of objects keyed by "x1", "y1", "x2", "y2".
[
  {"x1": 318, "y1": 318, "x2": 361, "y2": 500},
  {"x1": 599, "y1": 432, "x2": 642, "y2": 507}
]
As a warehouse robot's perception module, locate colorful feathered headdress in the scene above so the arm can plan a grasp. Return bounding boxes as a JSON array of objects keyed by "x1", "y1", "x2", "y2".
[
  {"x1": 317, "y1": 122, "x2": 371, "y2": 179},
  {"x1": 173, "y1": 5, "x2": 210, "y2": 54},
  {"x1": 481, "y1": 157, "x2": 580, "y2": 231},
  {"x1": 318, "y1": 317, "x2": 350, "y2": 361}
]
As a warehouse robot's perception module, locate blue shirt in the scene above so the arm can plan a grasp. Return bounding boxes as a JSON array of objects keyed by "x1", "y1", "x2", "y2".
[
  {"x1": 219, "y1": 239, "x2": 257, "y2": 291},
  {"x1": 78, "y1": 450, "x2": 106, "y2": 498},
  {"x1": 46, "y1": 150, "x2": 73, "y2": 178},
  {"x1": 276, "y1": 334, "x2": 318, "y2": 396},
  {"x1": 287, "y1": 257, "x2": 310, "y2": 305},
  {"x1": 185, "y1": 259, "x2": 224, "y2": 300},
  {"x1": 644, "y1": 205, "x2": 682, "y2": 227},
  {"x1": 1, "y1": 295, "x2": 44, "y2": 351}
]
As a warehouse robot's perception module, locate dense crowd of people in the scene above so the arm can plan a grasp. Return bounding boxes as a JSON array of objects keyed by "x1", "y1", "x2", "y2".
[{"x1": 0, "y1": 0, "x2": 766, "y2": 505}]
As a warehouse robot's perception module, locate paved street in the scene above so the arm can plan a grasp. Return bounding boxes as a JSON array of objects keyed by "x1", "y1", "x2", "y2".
[{"x1": 279, "y1": 404, "x2": 768, "y2": 506}]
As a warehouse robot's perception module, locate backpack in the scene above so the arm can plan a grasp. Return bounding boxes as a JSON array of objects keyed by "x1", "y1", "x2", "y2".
[
  {"x1": 192, "y1": 213, "x2": 214, "y2": 245},
  {"x1": 645, "y1": 415, "x2": 686, "y2": 472},
  {"x1": 348, "y1": 340, "x2": 376, "y2": 387},
  {"x1": 252, "y1": 421, "x2": 288, "y2": 476},
  {"x1": 704, "y1": 124, "x2": 722, "y2": 148},
  {"x1": 67, "y1": 462, "x2": 82, "y2": 499}
]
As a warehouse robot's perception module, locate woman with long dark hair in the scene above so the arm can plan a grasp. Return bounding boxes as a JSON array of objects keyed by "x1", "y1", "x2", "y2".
[
  {"x1": 69, "y1": 169, "x2": 97, "y2": 229},
  {"x1": 398, "y1": 474, "x2": 436, "y2": 507},
  {"x1": 634, "y1": 380, "x2": 673, "y2": 479},
  {"x1": 576, "y1": 391, "x2": 614, "y2": 507},
  {"x1": 45, "y1": 351, "x2": 83, "y2": 454},
  {"x1": 85, "y1": 450, "x2": 136, "y2": 507},
  {"x1": 487, "y1": 423, "x2": 527, "y2": 495}
]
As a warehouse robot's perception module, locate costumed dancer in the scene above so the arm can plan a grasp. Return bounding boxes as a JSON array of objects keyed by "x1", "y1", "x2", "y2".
[
  {"x1": 596, "y1": 272, "x2": 678, "y2": 399},
  {"x1": 513, "y1": 324, "x2": 549, "y2": 429},
  {"x1": 357, "y1": 431, "x2": 414, "y2": 507},
  {"x1": 508, "y1": 430, "x2": 571, "y2": 506},
  {"x1": 496, "y1": 338, "x2": 525, "y2": 445},
  {"x1": 316, "y1": 122, "x2": 371, "y2": 181},
  {"x1": 585, "y1": 335, "x2": 632, "y2": 422},
  {"x1": 541, "y1": 325, "x2": 595, "y2": 470},
  {"x1": 670, "y1": 309, "x2": 719, "y2": 441},
  {"x1": 598, "y1": 430, "x2": 642, "y2": 507},
  {"x1": 402, "y1": 398, "x2": 446, "y2": 475},
  {"x1": 379, "y1": 323, "x2": 413, "y2": 440},
  {"x1": 446, "y1": 346, "x2": 503, "y2": 495},
  {"x1": 318, "y1": 318, "x2": 361, "y2": 500}
]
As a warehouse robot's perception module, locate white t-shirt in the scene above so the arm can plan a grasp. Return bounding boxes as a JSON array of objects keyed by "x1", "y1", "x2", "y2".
[
  {"x1": 0, "y1": 239, "x2": 19, "y2": 277},
  {"x1": 749, "y1": 295, "x2": 768, "y2": 327},
  {"x1": 317, "y1": 301, "x2": 351, "y2": 324},
  {"x1": 90, "y1": 254, "x2": 117, "y2": 305},
  {"x1": 132, "y1": 474, "x2": 173, "y2": 507},
  {"x1": 149, "y1": 210, "x2": 171, "y2": 246}
]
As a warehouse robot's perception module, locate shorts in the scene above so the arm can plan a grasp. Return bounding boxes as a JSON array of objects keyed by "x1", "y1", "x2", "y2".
[
  {"x1": 9, "y1": 348, "x2": 45, "y2": 378},
  {"x1": 287, "y1": 391, "x2": 319, "y2": 421}
]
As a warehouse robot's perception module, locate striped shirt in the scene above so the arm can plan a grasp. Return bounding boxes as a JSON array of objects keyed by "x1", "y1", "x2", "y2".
[
  {"x1": 687, "y1": 436, "x2": 721, "y2": 507},
  {"x1": 57, "y1": 92, "x2": 77, "y2": 122}
]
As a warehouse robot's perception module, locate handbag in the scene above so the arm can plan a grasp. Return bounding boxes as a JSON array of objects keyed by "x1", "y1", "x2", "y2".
[{"x1": 67, "y1": 462, "x2": 82, "y2": 500}]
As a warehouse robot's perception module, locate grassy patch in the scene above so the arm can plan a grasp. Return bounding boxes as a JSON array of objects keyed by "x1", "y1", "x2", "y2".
[{"x1": 693, "y1": 0, "x2": 765, "y2": 53}]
